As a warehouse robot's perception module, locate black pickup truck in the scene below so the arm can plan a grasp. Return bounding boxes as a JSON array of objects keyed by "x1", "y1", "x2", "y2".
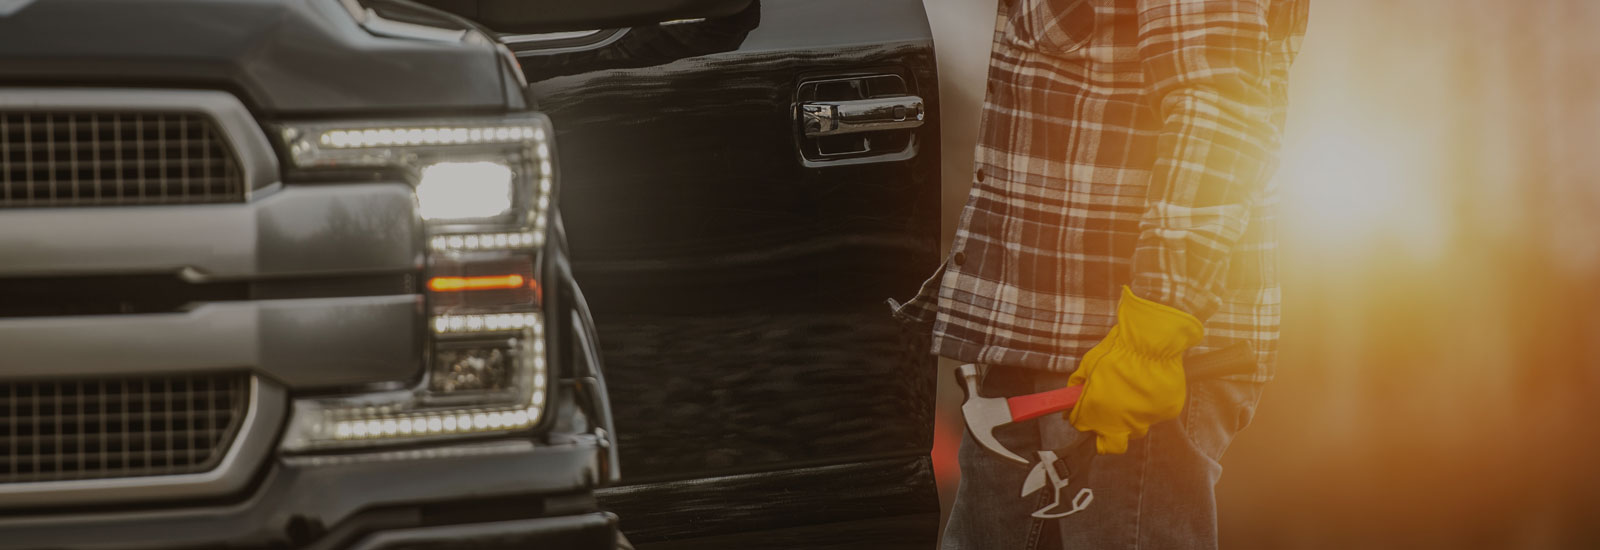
[{"x1": 0, "y1": 1, "x2": 941, "y2": 548}]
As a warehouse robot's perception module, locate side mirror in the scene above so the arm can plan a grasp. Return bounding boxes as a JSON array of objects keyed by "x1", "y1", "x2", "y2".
[{"x1": 419, "y1": 0, "x2": 755, "y2": 33}]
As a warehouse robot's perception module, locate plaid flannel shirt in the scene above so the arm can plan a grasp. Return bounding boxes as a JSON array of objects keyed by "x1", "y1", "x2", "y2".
[{"x1": 894, "y1": 0, "x2": 1308, "y2": 380}]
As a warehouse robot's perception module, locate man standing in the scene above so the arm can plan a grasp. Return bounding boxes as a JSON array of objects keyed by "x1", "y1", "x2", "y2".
[{"x1": 894, "y1": 0, "x2": 1308, "y2": 547}]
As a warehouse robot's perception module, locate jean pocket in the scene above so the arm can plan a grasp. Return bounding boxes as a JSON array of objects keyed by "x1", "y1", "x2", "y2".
[
  {"x1": 1005, "y1": 0, "x2": 1097, "y2": 54},
  {"x1": 1182, "y1": 379, "x2": 1265, "y2": 463}
]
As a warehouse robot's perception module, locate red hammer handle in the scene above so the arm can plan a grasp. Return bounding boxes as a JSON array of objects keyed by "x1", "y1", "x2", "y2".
[
  {"x1": 1006, "y1": 385, "x2": 1084, "y2": 423},
  {"x1": 998, "y1": 342, "x2": 1258, "y2": 424}
]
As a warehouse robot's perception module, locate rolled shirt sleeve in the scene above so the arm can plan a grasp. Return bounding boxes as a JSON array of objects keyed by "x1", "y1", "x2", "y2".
[{"x1": 1129, "y1": 0, "x2": 1282, "y2": 320}]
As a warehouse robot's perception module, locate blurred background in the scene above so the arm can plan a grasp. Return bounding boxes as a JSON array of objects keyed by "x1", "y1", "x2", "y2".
[{"x1": 922, "y1": 0, "x2": 1600, "y2": 548}]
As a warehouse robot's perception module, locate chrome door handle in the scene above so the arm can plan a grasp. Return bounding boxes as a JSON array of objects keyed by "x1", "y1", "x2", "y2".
[{"x1": 799, "y1": 96, "x2": 925, "y2": 137}]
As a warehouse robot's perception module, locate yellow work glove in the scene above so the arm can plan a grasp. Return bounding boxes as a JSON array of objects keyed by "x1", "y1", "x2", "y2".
[{"x1": 1067, "y1": 286, "x2": 1204, "y2": 454}]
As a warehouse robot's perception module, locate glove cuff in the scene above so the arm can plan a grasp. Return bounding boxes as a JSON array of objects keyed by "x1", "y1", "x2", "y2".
[{"x1": 1112, "y1": 286, "x2": 1204, "y2": 360}]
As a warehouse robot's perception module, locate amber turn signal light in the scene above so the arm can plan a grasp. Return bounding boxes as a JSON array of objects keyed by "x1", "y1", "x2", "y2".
[{"x1": 428, "y1": 274, "x2": 527, "y2": 292}]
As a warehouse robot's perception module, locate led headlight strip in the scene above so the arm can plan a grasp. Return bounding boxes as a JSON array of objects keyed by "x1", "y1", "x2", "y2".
[
  {"x1": 279, "y1": 316, "x2": 548, "y2": 451},
  {"x1": 279, "y1": 115, "x2": 554, "y2": 170},
  {"x1": 326, "y1": 345, "x2": 547, "y2": 443},
  {"x1": 318, "y1": 126, "x2": 545, "y2": 149},
  {"x1": 432, "y1": 313, "x2": 542, "y2": 334},
  {"x1": 429, "y1": 231, "x2": 544, "y2": 252}
]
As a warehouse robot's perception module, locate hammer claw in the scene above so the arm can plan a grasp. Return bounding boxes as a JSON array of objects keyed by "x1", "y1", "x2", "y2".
[{"x1": 955, "y1": 364, "x2": 1030, "y2": 464}]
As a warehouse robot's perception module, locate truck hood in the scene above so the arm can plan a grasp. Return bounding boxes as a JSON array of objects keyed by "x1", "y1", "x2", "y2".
[{"x1": 0, "y1": 0, "x2": 520, "y2": 114}]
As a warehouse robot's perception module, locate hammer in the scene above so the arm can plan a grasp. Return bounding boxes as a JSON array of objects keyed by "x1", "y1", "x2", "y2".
[{"x1": 956, "y1": 342, "x2": 1259, "y2": 464}]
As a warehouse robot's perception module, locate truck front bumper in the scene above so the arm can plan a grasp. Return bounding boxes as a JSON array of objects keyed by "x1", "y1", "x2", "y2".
[{"x1": 0, "y1": 439, "x2": 615, "y2": 550}]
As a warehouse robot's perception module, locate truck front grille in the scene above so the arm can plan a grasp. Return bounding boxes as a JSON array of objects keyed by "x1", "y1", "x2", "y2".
[
  {"x1": 0, "y1": 373, "x2": 249, "y2": 484},
  {"x1": 0, "y1": 112, "x2": 244, "y2": 207}
]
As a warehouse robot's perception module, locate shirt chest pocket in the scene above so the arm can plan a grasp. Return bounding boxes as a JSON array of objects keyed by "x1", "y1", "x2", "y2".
[{"x1": 1005, "y1": 0, "x2": 1098, "y2": 54}]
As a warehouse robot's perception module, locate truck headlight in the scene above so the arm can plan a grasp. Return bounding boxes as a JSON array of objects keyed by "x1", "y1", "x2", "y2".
[
  {"x1": 417, "y1": 161, "x2": 515, "y2": 221},
  {"x1": 275, "y1": 115, "x2": 558, "y2": 452}
]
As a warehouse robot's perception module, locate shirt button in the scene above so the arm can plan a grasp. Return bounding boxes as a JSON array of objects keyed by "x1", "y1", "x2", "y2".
[
  {"x1": 975, "y1": 169, "x2": 985, "y2": 182},
  {"x1": 953, "y1": 251, "x2": 967, "y2": 266}
]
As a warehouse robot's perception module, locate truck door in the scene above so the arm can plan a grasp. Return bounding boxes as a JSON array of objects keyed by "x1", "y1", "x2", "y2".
[{"x1": 509, "y1": 1, "x2": 941, "y2": 546}]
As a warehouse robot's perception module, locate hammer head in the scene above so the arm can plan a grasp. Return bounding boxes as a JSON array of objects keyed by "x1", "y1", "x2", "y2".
[{"x1": 954, "y1": 364, "x2": 1029, "y2": 464}]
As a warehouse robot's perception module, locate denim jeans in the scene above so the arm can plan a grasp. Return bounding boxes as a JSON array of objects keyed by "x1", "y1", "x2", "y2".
[{"x1": 941, "y1": 365, "x2": 1265, "y2": 550}]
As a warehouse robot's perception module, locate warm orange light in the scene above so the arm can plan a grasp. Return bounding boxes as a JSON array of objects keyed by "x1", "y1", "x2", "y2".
[{"x1": 427, "y1": 274, "x2": 526, "y2": 292}]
